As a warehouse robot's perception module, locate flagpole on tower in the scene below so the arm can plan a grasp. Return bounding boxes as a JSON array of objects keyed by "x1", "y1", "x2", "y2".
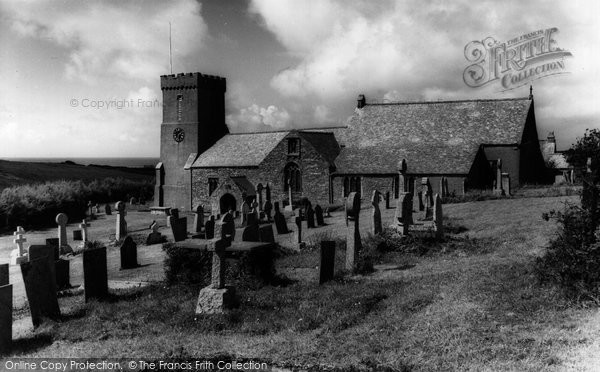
[{"x1": 169, "y1": 21, "x2": 173, "y2": 74}]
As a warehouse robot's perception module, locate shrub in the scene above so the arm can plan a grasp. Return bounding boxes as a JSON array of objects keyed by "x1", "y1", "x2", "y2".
[{"x1": 0, "y1": 178, "x2": 153, "y2": 230}]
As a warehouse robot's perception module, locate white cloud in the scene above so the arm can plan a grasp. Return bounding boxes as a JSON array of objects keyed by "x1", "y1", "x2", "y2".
[
  {"x1": 226, "y1": 104, "x2": 291, "y2": 132},
  {"x1": 314, "y1": 105, "x2": 335, "y2": 123},
  {"x1": 3, "y1": 0, "x2": 207, "y2": 84}
]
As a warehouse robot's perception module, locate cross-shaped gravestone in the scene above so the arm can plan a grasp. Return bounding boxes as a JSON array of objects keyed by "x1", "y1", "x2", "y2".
[
  {"x1": 11, "y1": 227, "x2": 28, "y2": 265},
  {"x1": 79, "y1": 219, "x2": 90, "y2": 243},
  {"x1": 371, "y1": 190, "x2": 382, "y2": 234},
  {"x1": 115, "y1": 201, "x2": 127, "y2": 240},
  {"x1": 55, "y1": 213, "x2": 71, "y2": 254},
  {"x1": 13, "y1": 226, "x2": 25, "y2": 236}
]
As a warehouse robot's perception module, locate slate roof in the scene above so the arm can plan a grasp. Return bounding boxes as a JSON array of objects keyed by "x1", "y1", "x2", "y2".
[
  {"x1": 192, "y1": 130, "x2": 340, "y2": 168},
  {"x1": 336, "y1": 98, "x2": 532, "y2": 174},
  {"x1": 192, "y1": 132, "x2": 289, "y2": 167}
]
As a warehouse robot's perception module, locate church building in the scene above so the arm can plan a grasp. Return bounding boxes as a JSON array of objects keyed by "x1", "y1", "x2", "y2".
[{"x1": 155, "y1": 72, "x2": 548, "y2": 212}]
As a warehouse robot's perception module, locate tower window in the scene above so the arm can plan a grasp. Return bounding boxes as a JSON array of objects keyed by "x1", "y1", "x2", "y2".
[
  {"x1": 177, "y1": 94, "x2": 183, "y2": 121},
  {"x1": 287, "y1": 138, "x2": 300, "y2": 154},
  {"x1": 208, "y1": 178, "x2": 218, "y2": 196}
]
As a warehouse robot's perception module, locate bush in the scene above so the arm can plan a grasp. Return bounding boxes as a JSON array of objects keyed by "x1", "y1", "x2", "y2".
[{"x1": 0, "y1": 178, "x2": 153, "y2": 230}]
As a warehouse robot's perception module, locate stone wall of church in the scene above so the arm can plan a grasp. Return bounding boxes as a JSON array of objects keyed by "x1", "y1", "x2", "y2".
[{"x1": 190, "y1": 132, "x2": 332, "y2": 212}]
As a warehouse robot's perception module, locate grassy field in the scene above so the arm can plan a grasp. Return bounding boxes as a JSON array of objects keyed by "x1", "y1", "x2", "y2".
[
  {"x1": 5, "y1": 195, "x2": 600, "y2": 371},
  {"x1": 0, "y1": 159, "x2": 153, "y2": 190}
]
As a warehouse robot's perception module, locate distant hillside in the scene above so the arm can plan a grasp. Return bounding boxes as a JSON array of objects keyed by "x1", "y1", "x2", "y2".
[{"x1": 0, "y1": 159, "x2": 154, "y2": 190}]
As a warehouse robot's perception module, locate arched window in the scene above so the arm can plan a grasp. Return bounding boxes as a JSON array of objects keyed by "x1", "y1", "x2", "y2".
[
  {"x1": 284, "y1": 163, "x2": 301, "y2": 192},
  {"x1": 343, "y1": 176, "x2": 361, "y2": 197}
]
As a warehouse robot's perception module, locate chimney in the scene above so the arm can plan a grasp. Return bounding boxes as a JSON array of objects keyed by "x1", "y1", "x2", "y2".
[{"x1": 357, "y1": 94, "x2": 366, "y2": 109}]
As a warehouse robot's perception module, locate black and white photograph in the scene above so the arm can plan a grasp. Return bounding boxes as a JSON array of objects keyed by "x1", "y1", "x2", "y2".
[{"x1": 0, "y1": 0, "x2": 599, "y2": 370}]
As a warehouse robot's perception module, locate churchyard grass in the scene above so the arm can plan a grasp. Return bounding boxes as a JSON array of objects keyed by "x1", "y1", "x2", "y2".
[{"x1": 6, "y1": 195, "x2": 600, "y2": 370}]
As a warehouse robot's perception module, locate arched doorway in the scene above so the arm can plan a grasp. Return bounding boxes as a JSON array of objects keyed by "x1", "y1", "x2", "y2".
[{"x1": 219, "y1": 193, "x2": 236, "y2": 214}]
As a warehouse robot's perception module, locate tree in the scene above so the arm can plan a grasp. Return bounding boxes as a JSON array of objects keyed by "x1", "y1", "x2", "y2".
[{"x1": 564, "y1": 128, "x2": 600, "y2": 182}]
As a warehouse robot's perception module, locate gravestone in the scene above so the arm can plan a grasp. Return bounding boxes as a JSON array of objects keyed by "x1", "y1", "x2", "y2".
[
  {"x1": 120, "y1": 236, "x2": 139, "y2": 269},
  {"x1": 258, "y1": 225, "x2": 275, "y2": 243},
  {"x1": 45, "y1": 238, "x2": 60, "y2": 260},
  {"x1": 263, "y1": 200, "x2": 273, "y2": 222},
  {"x1": 251, "y1": 200, "x2": 259, "y2": 218},
  {"x1": 20, "y1": 256, "x2": 60, "y2": 327},
  {"x1": 494, "y1": 159, "x2": 503, "y2": 195},
  {"x1": 246, "y1": 212, "x2": 258, "y2": 227},
  {"x1": 325, "y1": 208, "x2": 331, "y2": 217},
  {"x1": 395, "y1": 192, "x2": 413, "y2": 236},
  {"x1": 0, "y1": 264, "x2": 8, "y2": 286},
  {"x1": 501, "y1": 173, "x2": 511, "y2": 196},
  {"x1": 345, "y1": 192, "x2": 362, "y2": 271},
  {"x1": 417, "y1": 191, "x2": 424, "y2": 211},
  {"x1": 319, "y1": 241, "x2": 336, "y2": 284},
  {"x1": 424, "y1": 189, "x2": 433, "y2": 220},
  {"x1": 433, "y1": 193, "x2": 444, "y2": 239},
  {"x1": 273, "y1": 202, "x2": 289, "y2": 234},
  {"x1": 83, "y1": 246, "x2": 108, "y2": 302},
  {"x1": 306, "y1": 205, "x2": 316, "y2": 228},
  {"x1": 55, "y1": 213, "x2": 72, "y2": 254},
  {"x1": 215, "y1": 213, "x2": 235, "y2": 242},
  {"x1": 315, "y1": 204, "x2": 325, "y2": 226},
  {"x1": 385, "y1": 191, "x2": 390, "y2": 209},
  {"x1": 169, "y1": 216, "x2": 188, "y2": 242},
  {"x1": 167, "y1": 208, "x2": 179, "y2": 227},
  {"x1": 242, "y1": 224, "x2": 260, "y2": 242},
  {"x1": 115, "y1": 201, "x2": 127, "y2": 240},
  {"x1": 204, "y1": 216, "x2": 216, "y2": 239},
  {"x1": 10, "y1": 228, "x2": 28, "y2": 265},
  {"x1": 295, "y1": 216, "x2": 302, "y2": 246},
  {"x1": 79, "y1": 219, "x2": 90, "y2": 244},
  {"x1": 0, "y1": 284, "x2": 12, "y2": 354},
  {"x1": 87, "y1": 201, "x2": 94, "y2": 218},
  {"x1": 130, "y1": 197, "x2": 137, "y2": 205},
  {"x1": 193, "y1": 205, "x2": 204, "y2": 233},
  {"x1": 371, "y1": 190, "x2": 382, "y2": 234},
  {"x1": 196, "y1": 238, "x2": 237, "y2": 314},
  {"x1": 72, "y1": 230, "x2": 82, "y2": 241},
  {"x1": 240, "y1": 201, "x2": 250, "y2": 226},
  {"x1": 146, "y1": 221, "x2": 164, "y2": 245},
  {"x1": 94, "y1": 203, "x2": 100, "y2": 214},
  {"x1": 31, "y1": 244, "x2": 70, "y2": 290},
  {"x1": 104, "y1": 204, "x2": 112, "y2": 215}
]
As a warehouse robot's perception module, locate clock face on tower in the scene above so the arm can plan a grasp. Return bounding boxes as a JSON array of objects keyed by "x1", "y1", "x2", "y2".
[{"x1": 173, "y1": 127, "x2": 185, "y2": 143}]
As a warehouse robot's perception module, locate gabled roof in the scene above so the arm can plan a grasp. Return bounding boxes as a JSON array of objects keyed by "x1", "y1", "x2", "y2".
[
  {"x1": 192, "y1": 129, "x2": 341, "y2": 168},
  {"x1": 192, "y1": 132, "x2": 289, "y2": 167},
  {"x1": 336, "y1": 98, "x2": 532, "y2": 174}
]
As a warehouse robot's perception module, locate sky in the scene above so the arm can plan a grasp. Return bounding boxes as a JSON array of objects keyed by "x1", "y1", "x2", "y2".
[{"x1": 0, "y1": 0, "x2": 598, "y2": 158}]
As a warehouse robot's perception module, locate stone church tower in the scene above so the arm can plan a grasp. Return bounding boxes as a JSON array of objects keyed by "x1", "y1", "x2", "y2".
[{"x1": 155, "y1": 73, "x2": 228, "y2": 209}]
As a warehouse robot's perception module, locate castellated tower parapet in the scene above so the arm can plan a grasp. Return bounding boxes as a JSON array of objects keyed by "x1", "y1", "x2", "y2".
[{"x1": 160, "y1": 72, "x2": 226, "y2": 91}]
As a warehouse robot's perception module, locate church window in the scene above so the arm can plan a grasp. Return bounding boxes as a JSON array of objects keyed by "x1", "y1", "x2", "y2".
[
  {"x1": 284, "y1": 163, "x2": 301, "y2": 192},
  {"x1": 287, "y1": 138, "x2": 300, "y2": 154},
  {"x1": 208, "y1": 178, "x2": 218, "y2": 195}
]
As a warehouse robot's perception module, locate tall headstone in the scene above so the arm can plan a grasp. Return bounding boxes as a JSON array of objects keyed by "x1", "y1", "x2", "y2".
[
  {"x1": 0, "y1": 264, "x2": 8, "y2": 286},
  {"x1": 166, "y1": 208, "x2": 179, "y2": 227},
  {"x1": 29, "y1": 244, "x2": 69, "y2": 290},
  {"x1": 314, "y1": 204, "x2": 325, "y2": 226},
  {"x1": 104, "y1": 204, "x2": 112, "y2": 215},
  {"x1": 395, "y1": 192, "x2": 413, "y2": 236},
  {"x1": 319, "y1": 241, "x2": 336, "y2": 284},
  {"x1": 501, "y1": 173, "x2": 511, "y2": 196},
  {"x1": 494, "y1": 159, "x2": 504, "y2": 195},
  {"x1": 345, "y1": 192, "x2": 362, "y2": 271},
  {"x1": 83, "y1": 246, "x2": 108, "y2": 302},
  {"x1": 242, "y1": 214, "x2": 260, "y2": 242},
  {"x1": 385, "y1": 191, "x2": 390, "y2": 209},
  {"x1": 240, "y1": 201, "x2": 250, "y2": 226},
  {"x1": 295, "y1": 216, "x2": 302, "y2": 246},
  {"x1": 120, "y1": 236, "x2": 139, "y2": 269},
  {"x1": 306, "y1": 204, "x2": 316, "y2": 228},
  {"x1": 204, "y1": 216, "x2": 216, "y2": 239},
  {"x1": 115, "y1": 201, "x2": 127, "y2": 240},
  {"x1": 433, "y1": 193, "x2": 444, "y2": 239},
  {"x1": 0, "y1": 284, "x2": 12, "y2": 353},
  {"x1": 417, "y1": 191, "x2": 424, "y2": 211},
  {"x1": 20, "y1": 256, "x2": 60, "y2": 327},
  {"x1": 263, "y1": 200, "x2": 273, "y2": 222},
  {"x1": 79, "y1": 219, "x2": 90, "y2": 244},
  {"x1": 215, "y1": 212, "x2": 235, "y2": 242},
  {"x1": 273, "y1": 202, "x2": 289, "y2": 234},
  {"x1": 193, "y1": 205, "x2": 204, "y2": 233},
  {"x1": 439, "y1": 177, "x2": 446, "y2": 197},
  {"x1": 169, "y1": 216, "x2": 188, "y2": 242},
  {"x1": 371, "y1": 190, "x2": 382, "y2": 234},
  {"x1": 87, "y1": 201, "x2": 94, "y2": 218},
  {"x1": 55, "y1": 213, "x2": 72, "y2": 254},
  {"x1": 424, "y1": 189, "x2": 433, "y2": 220}
]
